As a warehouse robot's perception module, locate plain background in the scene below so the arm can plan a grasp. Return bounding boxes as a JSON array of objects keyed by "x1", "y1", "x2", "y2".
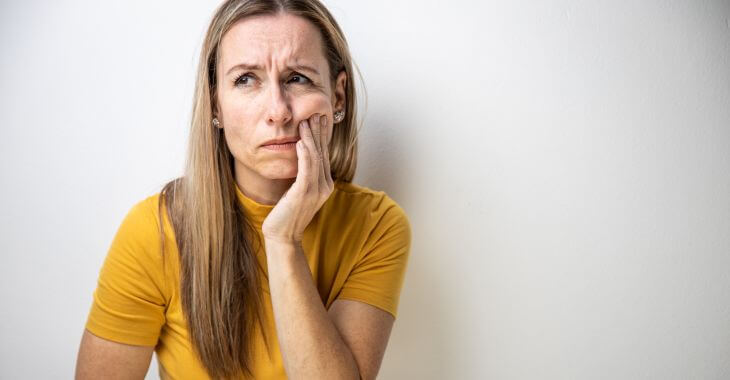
[{"x1": 1, "y1": 0, "x2": 729, "y2": 379}]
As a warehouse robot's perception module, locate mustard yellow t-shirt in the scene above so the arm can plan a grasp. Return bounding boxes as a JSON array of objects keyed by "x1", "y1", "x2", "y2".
[{"x1": 84, "y1": 180, "x2": 411, "y2": 379}]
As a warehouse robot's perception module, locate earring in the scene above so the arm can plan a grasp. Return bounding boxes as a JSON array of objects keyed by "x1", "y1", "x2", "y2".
[
  {"x1": 212, "y1": 118, "x2": 220, "y2": 128},
  {"x1": 333, "y1": 110, "x2": 345, "y2": 123}
]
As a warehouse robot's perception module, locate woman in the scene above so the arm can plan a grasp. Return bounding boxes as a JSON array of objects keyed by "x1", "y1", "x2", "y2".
[{"x1": 75, "y1": 0, "x2": 411, "y2": 379}]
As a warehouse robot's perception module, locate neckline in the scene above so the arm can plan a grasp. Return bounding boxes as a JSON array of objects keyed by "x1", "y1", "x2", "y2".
[
  {"x1": 234, "y1": 182, "x2": 275, "y2": 227},
  {"x1": 233, "y1": 180, "x2": 349, "y2": 227}
]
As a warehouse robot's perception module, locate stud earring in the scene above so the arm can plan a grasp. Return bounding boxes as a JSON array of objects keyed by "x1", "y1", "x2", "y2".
[
  {"x1": 212, "y1": 118, "x2": 220, "y2": 128},
  {"x1": 333, "y1": 110, "x2": 345, "y2": 123}
]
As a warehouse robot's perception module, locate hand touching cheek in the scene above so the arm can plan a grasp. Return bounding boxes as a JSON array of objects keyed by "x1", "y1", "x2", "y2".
[{"x1": 261, "y1": 112, "x2": 334, "y2": 244}]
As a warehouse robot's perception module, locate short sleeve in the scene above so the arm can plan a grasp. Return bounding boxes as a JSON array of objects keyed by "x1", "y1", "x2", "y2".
[
  {"x1": 337, "y1": 200, "x2": 412, "y2": 319},
  {"x1": 84, "y1": 196, "x2": 168, "y2": 346}
]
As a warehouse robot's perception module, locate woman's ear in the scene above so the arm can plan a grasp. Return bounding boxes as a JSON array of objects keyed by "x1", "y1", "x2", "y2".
[
  {"x1": 211, "y1": 104, "x2": 222, "y2": 129},
  {"x1": 332, "y1": 70, "x2": 347, "y2": 111}
]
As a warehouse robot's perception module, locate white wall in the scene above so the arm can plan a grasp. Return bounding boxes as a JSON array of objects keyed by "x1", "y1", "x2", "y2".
[{"x1": 1, "y1": 1, "x2": 728, "y2": 379}]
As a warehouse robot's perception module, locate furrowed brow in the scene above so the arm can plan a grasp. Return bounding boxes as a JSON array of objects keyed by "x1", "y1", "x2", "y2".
[
  {"x1": 226, "y1": 63, "x2": 263, "y2": 76},
  {"x1": 289, "y1": 64, "x2": 320, "y2": 76},
  {"x1": 225, "y1": 62, "x2": 321, "y2": 77}
]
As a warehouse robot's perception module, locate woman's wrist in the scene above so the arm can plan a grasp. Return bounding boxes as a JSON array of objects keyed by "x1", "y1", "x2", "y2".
[
  {"x1": 263, "y1": 237, "x2": 304, "y2": 278},
  {"x1": 264, "y1": 236, "x2": 302, "y2": 259},
  {"x1": 263, "y1": 235, "x2": 301, "y2": 246}
]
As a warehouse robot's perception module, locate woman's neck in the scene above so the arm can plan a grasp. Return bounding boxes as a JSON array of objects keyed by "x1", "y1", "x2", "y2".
[{"x1": 234, "y1": 166, "x2": 296, "y2": 206}]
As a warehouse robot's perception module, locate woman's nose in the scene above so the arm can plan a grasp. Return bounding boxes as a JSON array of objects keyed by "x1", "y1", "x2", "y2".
[{"x1": 266, "y1": 83, "x2": 292, "y2": 126}]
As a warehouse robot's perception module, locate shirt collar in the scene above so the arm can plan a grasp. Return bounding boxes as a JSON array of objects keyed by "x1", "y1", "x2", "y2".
[{"x1": 234, "y1": 182, "x2": 275, "y2": 227}]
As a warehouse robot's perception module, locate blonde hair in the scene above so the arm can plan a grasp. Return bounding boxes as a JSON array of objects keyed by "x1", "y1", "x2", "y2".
[{"x1": 158, "y1": 0, "x2": 362, "y2": 378}]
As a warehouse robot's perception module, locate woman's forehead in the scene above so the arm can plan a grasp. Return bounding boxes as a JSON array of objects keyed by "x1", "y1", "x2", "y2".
[{"x1": 219, "y1": 13, "x2": 326, "y2": 73}]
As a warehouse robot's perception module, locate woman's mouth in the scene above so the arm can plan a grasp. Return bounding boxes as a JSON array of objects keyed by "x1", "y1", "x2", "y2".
[{"x1": 262, "y1": 142, "x2": 297, "y2": 151}]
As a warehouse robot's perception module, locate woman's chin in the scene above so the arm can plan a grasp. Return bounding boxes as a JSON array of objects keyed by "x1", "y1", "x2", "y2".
[{"x1": 261, "y1": 165, "x2": 298, "y2": 180}]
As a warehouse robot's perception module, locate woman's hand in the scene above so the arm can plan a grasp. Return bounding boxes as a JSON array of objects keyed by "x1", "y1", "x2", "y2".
[{"x1": 262, "y1": 113, "x2": 334, "y2": 244}]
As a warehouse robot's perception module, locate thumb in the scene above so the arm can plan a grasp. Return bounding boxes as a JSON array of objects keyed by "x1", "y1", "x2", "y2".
[{"x1": 294, "y1": 139, "x2": 310, "y2": 191}]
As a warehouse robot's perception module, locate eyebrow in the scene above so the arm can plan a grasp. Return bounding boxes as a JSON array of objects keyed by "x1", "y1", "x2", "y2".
[{"x1": 225, "y1": 62, "x2": 320, "y2": 76}]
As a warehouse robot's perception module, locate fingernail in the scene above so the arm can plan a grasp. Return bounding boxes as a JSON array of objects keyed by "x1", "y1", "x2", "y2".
[{"x1": 322, "y1": 116, "x2": 328, "y2": 126}]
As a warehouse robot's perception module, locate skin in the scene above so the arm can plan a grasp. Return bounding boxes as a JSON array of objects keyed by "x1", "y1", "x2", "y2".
[
  {"x1": 75, "y1": 12, "x2": 394, "y2": 380},
  {"x1": 215, "y1": 12, "x2": 342, "y2": 206}
]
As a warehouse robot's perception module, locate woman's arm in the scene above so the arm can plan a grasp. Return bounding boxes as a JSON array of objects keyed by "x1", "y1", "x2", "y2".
[
  {"x1": 75, "y1": 329, "x2": 154, "y2": 380},
  {"x1": 262, "y1": 114, "x2": 396, "y2": 379},
  {"x1": 265, "y1": 239, "x2": 394, "y2": 380}
]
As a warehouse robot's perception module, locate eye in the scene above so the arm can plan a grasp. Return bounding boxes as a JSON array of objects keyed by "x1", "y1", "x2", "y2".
[
  {"x1": 234, "y1": 72, "x2": 255, "y2": 87},
  {"x1": 287, "y1": 73, "x2": 311, "y2": 85}
]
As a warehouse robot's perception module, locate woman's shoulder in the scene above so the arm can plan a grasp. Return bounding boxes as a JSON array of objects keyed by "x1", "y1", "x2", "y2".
[
  {"x1": 120, "y1": 192, "x2": 166, "y2": 231},
  {"x1": 108, "y1": 191, "x2": 172, "y2": 264},
  {"x1": 333, "y1": 180, "x2": 399, "y2": 206},
  {"x1": 328, "y1": 181, "x2": 412, "y2": 280},
  {"x1": 329, "y1": 180, "x2": 410, "y2": 228},
  {"x1": 333, "y1": 180, "x2": 377, "y2": 194}
]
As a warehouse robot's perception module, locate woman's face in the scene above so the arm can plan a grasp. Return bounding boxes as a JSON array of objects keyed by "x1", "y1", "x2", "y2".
[{"x1": 215, "y1": 13, "x2": 347, "y2": 182}]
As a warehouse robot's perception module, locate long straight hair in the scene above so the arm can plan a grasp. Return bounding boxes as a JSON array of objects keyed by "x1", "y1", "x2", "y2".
[{"x1": 157, "y1": 0, "x2": 361, "y2": 378}]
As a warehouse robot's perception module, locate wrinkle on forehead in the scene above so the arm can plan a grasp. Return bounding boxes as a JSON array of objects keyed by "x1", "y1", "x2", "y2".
[{"x1": 219, "y1": 13, "x2": 327, "y2": 76}]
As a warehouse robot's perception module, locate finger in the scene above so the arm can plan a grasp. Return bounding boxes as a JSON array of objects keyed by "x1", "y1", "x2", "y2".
[
  {"x1": 310, "y1": 114, "x2": 328, "y2": 191},
  {"x1": 321, "y1": 115, "x2": 333, "y2": 186},
  {"x1": 319, "y1": 115, "x2": 327, "y2": 155},
  {"x1": 309, "y1": 114, "x2": 322, "y2": 159},
  {"x1": 296, "y1": 124, "x2": 311, "y2": 190},
  {"x1": 299, "y1": 120, "x2": 319, "y2": 190},
  {"x1": 300, "y1": 118, "x2": 317, "y2": 157}
]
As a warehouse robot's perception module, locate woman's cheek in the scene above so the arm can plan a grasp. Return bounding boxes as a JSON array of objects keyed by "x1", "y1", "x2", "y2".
[{"x1": 292, "y1": 95, "x2": 332, "y2": 121}]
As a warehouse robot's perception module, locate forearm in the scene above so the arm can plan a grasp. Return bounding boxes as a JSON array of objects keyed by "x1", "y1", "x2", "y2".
[{"x1": 264, "y1": 238, "x2": 360, "y2": 380}]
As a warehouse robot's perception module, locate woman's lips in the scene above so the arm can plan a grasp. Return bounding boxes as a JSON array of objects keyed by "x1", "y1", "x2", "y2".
[{"x1": 262, "y1": 142, "x2": 297, "y2": 151}]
